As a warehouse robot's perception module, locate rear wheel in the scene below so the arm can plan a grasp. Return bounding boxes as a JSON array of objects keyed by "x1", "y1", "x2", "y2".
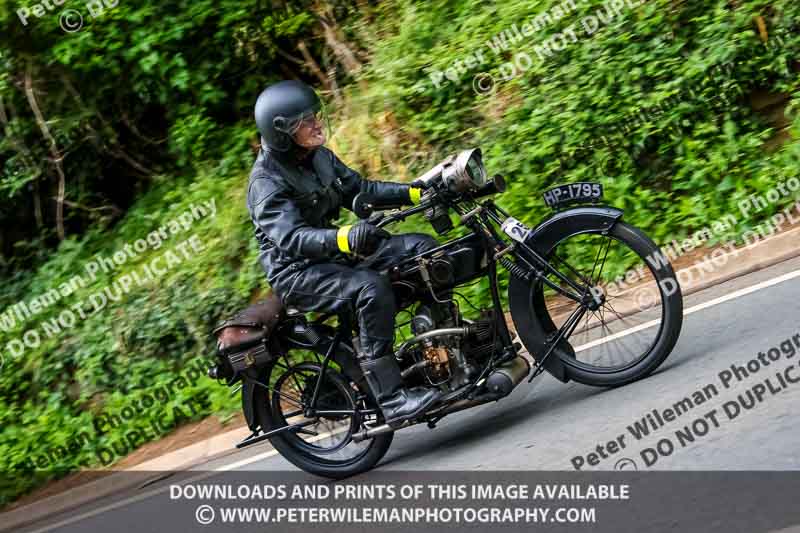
[
  {"x1": 511, "y1": 221, "x2": 683, "y2": 386},
  {"x1": 253, "y1": 356, "x2": 393, "y2": 478}
]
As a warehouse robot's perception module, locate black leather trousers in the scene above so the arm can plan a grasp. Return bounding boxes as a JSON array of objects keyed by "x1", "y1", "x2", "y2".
[{"x1": 271, "y1": 233, "x2": 439, "y2": 360}]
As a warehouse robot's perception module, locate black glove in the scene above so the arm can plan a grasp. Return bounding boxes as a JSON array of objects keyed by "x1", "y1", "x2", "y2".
[{"x1": 337, "y1": 221, "x2": 391, "y2": 256}]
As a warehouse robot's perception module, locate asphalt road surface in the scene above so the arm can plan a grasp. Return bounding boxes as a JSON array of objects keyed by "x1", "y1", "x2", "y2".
[{"x1": 16, "y1": 256, "x2": 800, "y2": 532}]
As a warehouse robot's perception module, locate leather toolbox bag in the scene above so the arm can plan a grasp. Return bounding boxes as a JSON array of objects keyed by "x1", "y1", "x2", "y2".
[{"x1": 213, "y1": 292, "x2": 284, "y2": 372}]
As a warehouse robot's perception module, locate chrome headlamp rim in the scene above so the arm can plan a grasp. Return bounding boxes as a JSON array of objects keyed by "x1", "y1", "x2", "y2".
[{"x1": 442, "y1": 148, "x2": 486, "y2": 193}]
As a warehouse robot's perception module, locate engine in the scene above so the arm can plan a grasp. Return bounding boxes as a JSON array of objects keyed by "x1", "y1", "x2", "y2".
[{"x1": 400, "y1": 304, "x2": 506, "y2": 393}]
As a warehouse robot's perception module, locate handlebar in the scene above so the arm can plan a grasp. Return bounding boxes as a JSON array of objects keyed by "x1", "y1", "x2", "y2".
[
  {"x1": 351, "y1": 192, "x2": 406, "y2": 219},
  {"x1": 373, "y1": 202, "x2": 431, "y2": 228},
  {"x1": 352, "y1": 174, "x2": 506, "y2": 227}
]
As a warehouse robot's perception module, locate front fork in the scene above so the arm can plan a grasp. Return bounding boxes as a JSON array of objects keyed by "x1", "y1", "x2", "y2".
[
  {"x1": 495, "y1": 243, "x2": 595, "y2": 382},
  {"x1": 485, "y1": 254, "x2": 518, "y2": 363},
  {"x1": 466, "y1": 201, "x2": 602, "y2": 382}
]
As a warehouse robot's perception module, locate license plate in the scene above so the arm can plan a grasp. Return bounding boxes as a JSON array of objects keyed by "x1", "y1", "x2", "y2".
[
  {"x1": 501, "y1": 217, "x2": 531, "y2": 244},
  {"x1": 542, "y1": 182, "x2": 603, "y2": 209}
]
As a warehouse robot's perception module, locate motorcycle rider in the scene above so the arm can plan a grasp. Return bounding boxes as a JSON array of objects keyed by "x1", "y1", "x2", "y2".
[{"x1": 247, "y1": 80, "x2": 442, "y2": 427}]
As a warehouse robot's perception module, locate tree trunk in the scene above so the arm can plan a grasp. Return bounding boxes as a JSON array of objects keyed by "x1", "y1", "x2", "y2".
[
  {"x1": 25, "y1": 63, "x2": 67, "y2": 241},
  {"x1": 0, "y1": 93, "x2": 43, "y2": 228},
  {"x1": 314, "y1": 5, "x2": 363, "y2": 76},
  {"x1": 297, "y1": 40, "x2": 333, "y2": 93}
]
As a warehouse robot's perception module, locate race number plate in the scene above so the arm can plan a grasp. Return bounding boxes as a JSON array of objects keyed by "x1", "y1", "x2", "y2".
[
  {"x1": 542, "y1": 182, "x2": 603, "y2": 209},
  {"x1": 501, "y1": 217, "x2": 531, "y2": 244}
]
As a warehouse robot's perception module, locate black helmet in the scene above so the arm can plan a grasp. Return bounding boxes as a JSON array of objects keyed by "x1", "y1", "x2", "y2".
[{"x1": 255, "y1": 80, "x2": 321, "y2": 152}]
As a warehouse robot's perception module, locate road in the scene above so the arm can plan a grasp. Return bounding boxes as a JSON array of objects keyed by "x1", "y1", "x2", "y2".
[{"x1": 14, "y1": 256, "x2": 800, "y2": 532}]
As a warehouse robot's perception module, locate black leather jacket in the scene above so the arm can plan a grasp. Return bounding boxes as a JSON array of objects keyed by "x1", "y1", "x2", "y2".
[{"x1": 247, "y1": 146, "x2": 412, "y2": 285}]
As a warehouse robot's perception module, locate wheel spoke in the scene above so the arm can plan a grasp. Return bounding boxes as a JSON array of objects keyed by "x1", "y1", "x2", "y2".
[
  {"x1": 552, "y1": 253, "x2": 594, "y2": 288},
  {"x1": 273, "y1": 389, "x2": 304, "y2": 409},
  {"x1": 269, "y1": 359, "x2": 376, "y2": 461},
  {"x1": 592, "y1": 239, "x2": 612, "y2": 286},
  {"x1": 539, "y1": 230, "x2": 670, "y2": 374},
  {"x1": 588, "y1": 238, "x2": 606, "y2": 283},
  {"x1": 282, "y1": 354, "x2": 307, "y2": 393}
]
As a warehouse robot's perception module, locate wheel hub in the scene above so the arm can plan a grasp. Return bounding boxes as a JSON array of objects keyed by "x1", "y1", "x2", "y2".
[{"x1": 584, "y1": 287, "x2": 606, "y2": 311}]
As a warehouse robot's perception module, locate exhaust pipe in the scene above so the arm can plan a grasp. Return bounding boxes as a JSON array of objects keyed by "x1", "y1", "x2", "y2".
[
  {"x1": 352, "y1": 356, "x2": 530, "y2": 443},
  {"x1": 351, "y1": 398, "x2": 485, "y2": 442},
  {"x1": 483, "y1": 355, "x2": 530, "y2": 397},
  {"x1": 352, "y1": 421, "x2": 408, "y2": 442},
  {"x1": 394, "y1": 327, "x2": 468, "y2": 360}
]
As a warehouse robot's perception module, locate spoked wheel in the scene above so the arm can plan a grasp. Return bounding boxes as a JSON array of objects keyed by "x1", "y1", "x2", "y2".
[
  {"x1": 253, "y1": 356, "x2": 393, "y2": 478},
  {"x1": 512, "y1": 221, "x2": 683, "y2": 386}
]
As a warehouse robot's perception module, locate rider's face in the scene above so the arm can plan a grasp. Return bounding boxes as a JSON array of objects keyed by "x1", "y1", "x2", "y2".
[{"x1": 293, "y1": 112, "x2": 326, "y2": 149}]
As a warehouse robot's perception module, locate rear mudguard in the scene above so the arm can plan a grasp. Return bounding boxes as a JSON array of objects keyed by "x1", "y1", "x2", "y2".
[
  {"x1": 508, "y1": 206, "x2": 624, "y2": 383},
  {"x1": 241, "y1": 319, "x2": 364, "y2": 431}
]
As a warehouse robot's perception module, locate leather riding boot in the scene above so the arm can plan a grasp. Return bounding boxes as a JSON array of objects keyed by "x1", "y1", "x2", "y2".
[{"x1": 360, "y1": 355, "x2": 441, "y2": 428}]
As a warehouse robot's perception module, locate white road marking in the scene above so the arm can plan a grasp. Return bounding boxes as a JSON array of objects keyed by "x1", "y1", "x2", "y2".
[
  {"x1": 214, "y1": 449, "x2": 280, "y2": 471},
  {"x1": 215, "y1": 425, "x2": 347, "y2": 471},
  {"x1": 18, "y1": 266, "x2": 800, "y2": 532},
  {"x1": 22, "y1": 426, "x2": 345, "y2": 532}
]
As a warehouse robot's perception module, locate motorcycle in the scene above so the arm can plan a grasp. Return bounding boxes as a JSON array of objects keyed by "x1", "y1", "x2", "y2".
[{"x1": 208, "y1": 148, "x2": 684, "y2": 478}]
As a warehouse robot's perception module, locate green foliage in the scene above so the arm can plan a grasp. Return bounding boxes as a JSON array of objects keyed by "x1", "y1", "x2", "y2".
[
  {"x1": 0, "y1": 153, "x2": 262, "y2": 504},
  {"x1": 366, "y1": 0, "x2": 800, "y2": 245},
  {"x1": 0, "y1": 0, "x2": 320, "y2": 267}
]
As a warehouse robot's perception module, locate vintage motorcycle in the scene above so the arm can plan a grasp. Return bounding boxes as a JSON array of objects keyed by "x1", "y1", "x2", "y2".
[{"x1": 209, "y1": 148, "x2": 683, "y2": 477}]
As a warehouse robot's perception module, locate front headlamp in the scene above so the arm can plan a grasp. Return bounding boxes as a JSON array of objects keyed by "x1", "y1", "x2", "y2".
[{"x1": 441, "y1": 148, "x2": 487, "y2": 193}]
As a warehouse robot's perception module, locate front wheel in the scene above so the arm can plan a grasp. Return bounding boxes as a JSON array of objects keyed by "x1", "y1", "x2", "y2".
[{"x1": 510, "y1": 220, "x2": 683, "y2": 387}]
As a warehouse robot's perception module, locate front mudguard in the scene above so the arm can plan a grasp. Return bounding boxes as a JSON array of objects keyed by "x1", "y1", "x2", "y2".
[{"x1": 508, "y1": 206, "x2": 624, "y2": 383}]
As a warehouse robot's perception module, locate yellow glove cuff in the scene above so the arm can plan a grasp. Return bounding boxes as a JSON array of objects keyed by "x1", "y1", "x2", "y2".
[
  {"x1": 337, "y1": 225, "x2": 352, "y2": 254},
  {"x1": 409, "y1": 187, "x2": 422, "y2": 205}
]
